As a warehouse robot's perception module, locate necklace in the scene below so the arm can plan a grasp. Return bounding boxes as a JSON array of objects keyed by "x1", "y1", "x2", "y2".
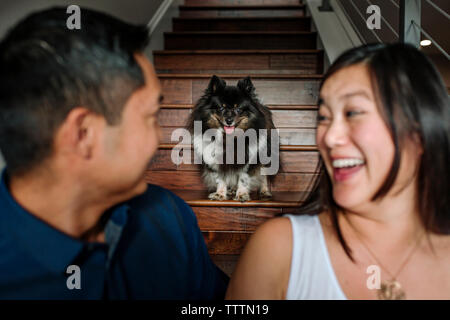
[{"x1": 343, "y1": 214, "x2": 424, "y2": 300}]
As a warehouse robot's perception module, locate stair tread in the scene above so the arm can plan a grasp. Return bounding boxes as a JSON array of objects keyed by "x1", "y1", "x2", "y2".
[
  {"x1": 154, "y1": 49, "x2": 323, "y2": 54},
  {"x1": 159, "y1": 104, "x2": 317, "y2": 109},
  {"x1": 166, "y1": 31, "x2": 316, "y2": 35},
  {"x1": 180, "y1": 5, "x2": 306, "y2": 9},
  {"x1": 169, "y1": 190, "x2": 306, "y2": 207},
  {"x1": 158, "y1": 144, "x2": 318, "y2": 151},
  {"x1": 174, "y1": 16, "x2": 309, "y2": 21},
  {"x1": 157, "y1": 73, "x2": 323, "y2": 79}
]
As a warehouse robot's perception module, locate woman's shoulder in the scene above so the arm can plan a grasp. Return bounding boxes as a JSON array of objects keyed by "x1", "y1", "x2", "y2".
[
  {"x1": 245, "y1": 216, "x2": 293, "y2": 260},
  {"x1": 256, "y1": 213, "x2": 327, "y2": 244},
  {"x1": 225, "y1": 213, "x2": 329, "y2": 299},
  {"x1": 225, "y1": 216, "x2": 293, "y2": 299}
]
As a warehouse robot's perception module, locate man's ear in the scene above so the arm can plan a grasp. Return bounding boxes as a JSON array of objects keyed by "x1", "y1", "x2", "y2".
[
  {"x1": 55, "y1": 107, "x2": 99, "y2": 160},
  {"x1": 207, "y1": 75, "x2": 226, "y2": 94},
  {"x1": 237, "y1": 76, "x2": 255, "y2": 96}
]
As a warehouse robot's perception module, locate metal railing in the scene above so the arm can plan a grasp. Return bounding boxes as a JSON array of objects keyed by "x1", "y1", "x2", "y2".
[{"x1": 325, "y1": 0, "x2": 449, "y2": 60}]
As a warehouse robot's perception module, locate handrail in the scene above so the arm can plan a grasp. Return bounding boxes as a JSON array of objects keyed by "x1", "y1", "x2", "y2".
[
  {"x1": 388, "y1": 0, "x2": 400, "y2": 9},
  {"x1": 365, "y1": 0, "x2": 399, "y2": 38},
  {"x1": 330, "y1": 0, "x2": 449, "y2": 60},
  {"x1": 348, "y1": 0, "x2": 382, "y2": 43},
  {"x1": 424, "y1": 0, "x2": 450, "y2": 20}
]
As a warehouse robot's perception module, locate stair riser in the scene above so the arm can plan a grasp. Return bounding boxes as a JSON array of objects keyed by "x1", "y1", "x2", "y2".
[
  {"x1": 149, "y1": 149, "x2": 319, "y2": 173},
  {"x1": 173, "y1": 18, "x2": 311, "y2": 31},
  {"x1": 184, "y1": 0, "x2": 302, "y2": 5},
  {"x1": 154, "y1": 51, "x2": 323, "y2": 74},
  {"x1": 203, "y1": 231, "x2": 250, "y2": 255},
  {"x1": 180, "y1": 8, "x2": 305, "y2": 18},
  {"x1": 197, "y1": 206, "x2": 276, "y2": 231},
  {"x1": 145, "y1": 171, "x2": 318, "y2": 192},
  {"x1": 160, "y1": 77, "x2": 321, "y2": 105},
  {"x1": 160, "y1": 127, "x2": 315, "y2": 145},
  {"x1": 164, "y1": 33, "x2": 317, "y2": 50},
  {"x1": 156, "y1": 108, "x2": 317, "y2": 128}
]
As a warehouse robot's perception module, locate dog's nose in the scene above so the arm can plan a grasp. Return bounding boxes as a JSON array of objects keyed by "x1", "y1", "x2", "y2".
[{"x1": 225, "y1": 117, "x2": 234, "y2": 125}]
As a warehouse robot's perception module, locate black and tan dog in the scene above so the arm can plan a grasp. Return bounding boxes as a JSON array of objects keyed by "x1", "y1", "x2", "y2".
[{"x1": 187, "y1": 75, "x2": 279, "y2": 202}]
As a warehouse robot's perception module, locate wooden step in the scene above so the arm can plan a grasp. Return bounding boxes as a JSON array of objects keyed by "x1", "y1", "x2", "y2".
[
  {"x1": 149, "y1": 148, "x2": 320, "y2": 173},
  {"x1": 164, "y1": 31, "x2": 317, "y2": 50},
  {"x1": 158, "y1": 74, "x2": 322, "y2": 105},
  {"x1": 173, "y1": 16, "x2": 311, "y2": 32},
  {"x1": 184, "y1": 0, "x2": 303, "y2": 5},
  {"x1": 171, "y1": 189, "x2": 310, "y2": 275},
  {"x1": 171, "y1": 190, "x2": 308, "y2": 207},
  {"x1": 203, "y1": 232, "x2": 250, "y2": 256},
  {"x1": 158, "y1": 103, "x2": 318, "y2": 110},
  {"x1": 145, "y1": 170, "x2": 318, "y2": 192},
  {"x1": 156, "y1": 108, "x2": 317, "y2": 128},
  {"x1": 180, "y1": 4, "x2": 306, "y2": 17},
  {"x1": 158, "y1": 143, "x2": 318, "y2": 151},
  {"x1": 155, "y1": 106, "x2": 318, "y2": 143},
  {"x1": 160, "y1": 127, "x2": 316, "y2": 145},
  {"x1": 154, "y1": 50, "x2": 324, "y2": 75}
]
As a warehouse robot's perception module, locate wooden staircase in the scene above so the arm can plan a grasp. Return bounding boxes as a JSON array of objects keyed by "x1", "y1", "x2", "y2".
[{"x1": 147, "y1": 0, "x2": 322, "y2": 276}]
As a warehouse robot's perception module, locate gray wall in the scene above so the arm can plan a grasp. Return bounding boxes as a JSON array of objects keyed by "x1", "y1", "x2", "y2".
[
  {"x1": 0, "y1": 0, "x2": 164, "y2": 38},
  {"x1": 0, "y1": 0, "x2": 164, "y2": 170}
]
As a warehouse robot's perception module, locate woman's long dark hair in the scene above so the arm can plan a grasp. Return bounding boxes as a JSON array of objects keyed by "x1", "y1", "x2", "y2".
[{"x1": 296, "y1": 43, "x2": 450, "y2": 260}]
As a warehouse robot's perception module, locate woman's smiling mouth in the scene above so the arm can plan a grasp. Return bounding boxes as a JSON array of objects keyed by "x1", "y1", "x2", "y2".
[{"x1": 331, "y1": 158, "x2": 366, "y2": 182}]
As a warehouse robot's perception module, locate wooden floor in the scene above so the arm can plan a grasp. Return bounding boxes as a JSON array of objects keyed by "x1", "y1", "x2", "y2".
[{"x1": 146, "y1": 0, "x2": 322, "y2": 276}]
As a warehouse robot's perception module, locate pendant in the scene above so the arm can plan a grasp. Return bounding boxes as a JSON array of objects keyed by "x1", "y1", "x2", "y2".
[{"x1": 378, "y1": 280, "x2": 406, "y2": 300}]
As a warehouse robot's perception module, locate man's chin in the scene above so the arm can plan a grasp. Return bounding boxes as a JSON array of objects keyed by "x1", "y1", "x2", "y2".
[
  {"x1": 117, "y1": 178, "x2": 148, "y2": 202},
  {"x1": 133, "y1": 179, "x2": 149, "y2": 196}
]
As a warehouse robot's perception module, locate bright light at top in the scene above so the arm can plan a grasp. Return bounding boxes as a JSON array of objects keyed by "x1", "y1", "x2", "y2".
[{"x1": 420, "y1": 39, "x2": 432, "y2": 46}]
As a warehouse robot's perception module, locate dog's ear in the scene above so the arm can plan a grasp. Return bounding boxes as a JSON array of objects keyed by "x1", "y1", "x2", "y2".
[
  {"x1": 237, "y1": 76, "x2": 255, "y2": 96},
  {"x1": 207, "y1": 75, "x2": 226, "y2": 94}
]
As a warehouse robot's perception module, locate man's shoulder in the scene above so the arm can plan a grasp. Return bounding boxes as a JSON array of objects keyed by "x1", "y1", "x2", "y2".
[
  {"x1": 129, "y1": 184, "x2": 187, "y2": 208},
  {"x1": 125, "y1": 184, "x2": 196, "y2": 225}
]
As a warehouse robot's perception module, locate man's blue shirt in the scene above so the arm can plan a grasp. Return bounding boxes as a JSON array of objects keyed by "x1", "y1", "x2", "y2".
[{"x1": 0, "y1": 170, "x2": 228, "y2": 299}]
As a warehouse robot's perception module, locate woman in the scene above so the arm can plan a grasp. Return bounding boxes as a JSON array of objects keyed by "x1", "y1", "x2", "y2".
[{"x1": 226, "y1": 43, "x2": 450, "y2": 300}]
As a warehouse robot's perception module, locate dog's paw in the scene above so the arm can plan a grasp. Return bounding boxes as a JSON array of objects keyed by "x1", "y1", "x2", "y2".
[
  {"x1": 208, "y1": 192, "x2": 228, "y2": 201},
  {"x1": 233, "y1": 191, "x2": 251, "y2": 202},
  {"x1": 227, "y1": 189, "x2": 237, "y2": 197},
  {"x1": 259, "y1": 190, "x2": 272, "y2": 200}
]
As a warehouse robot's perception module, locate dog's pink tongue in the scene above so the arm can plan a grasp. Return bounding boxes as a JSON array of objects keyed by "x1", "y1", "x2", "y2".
[{"x1": 224, "y1": 126, "x2": 235, "y2": 134}]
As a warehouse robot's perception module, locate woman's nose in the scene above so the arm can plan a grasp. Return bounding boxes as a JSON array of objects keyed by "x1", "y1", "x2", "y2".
[{"x1": 323, "y1": 119, "x2": 349, "y2": 148}]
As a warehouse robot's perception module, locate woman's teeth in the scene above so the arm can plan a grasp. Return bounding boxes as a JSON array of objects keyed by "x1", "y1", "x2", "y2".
[{"x1": 332, "y1": 158, "x2": 365, "y2": 168}]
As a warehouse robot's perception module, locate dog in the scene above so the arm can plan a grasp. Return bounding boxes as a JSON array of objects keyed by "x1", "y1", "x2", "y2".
[{"x1": 187, "y1": 75, "x2": 279, "y2": 202}]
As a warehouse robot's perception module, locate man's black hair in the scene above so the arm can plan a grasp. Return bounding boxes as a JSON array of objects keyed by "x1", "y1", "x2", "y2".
[{"x1": 0, "y1": 7, "x2": 150, "y2": 177}]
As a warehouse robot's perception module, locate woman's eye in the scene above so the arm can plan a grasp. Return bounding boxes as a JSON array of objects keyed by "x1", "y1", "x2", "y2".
[
  {"x1": 317, "y1": 114, "x2": 329, "y2": 122},
  {"x1": 345, "y1": 110, "x2": 361, "y2": 118}
]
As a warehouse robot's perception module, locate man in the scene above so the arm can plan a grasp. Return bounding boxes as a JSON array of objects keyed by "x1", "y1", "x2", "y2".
[{"x1": 0, "y1": 7, "x2": 228, "y2": 299}]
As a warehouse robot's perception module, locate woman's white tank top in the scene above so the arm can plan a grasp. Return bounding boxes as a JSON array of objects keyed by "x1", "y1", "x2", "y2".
[{"x1": 284, "y1": 214, "x2": 347, "y2": 300}]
